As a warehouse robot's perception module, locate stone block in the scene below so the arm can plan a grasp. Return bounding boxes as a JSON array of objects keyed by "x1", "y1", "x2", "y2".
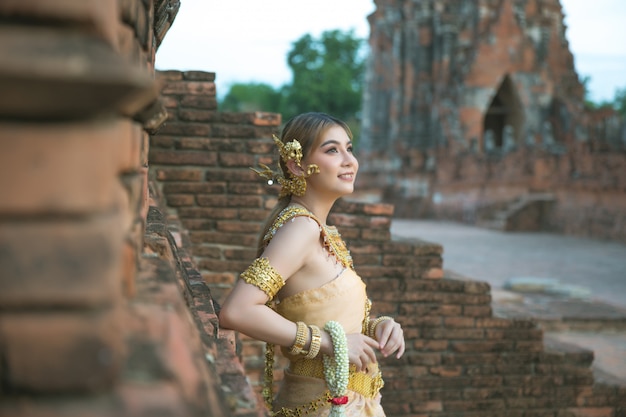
[
  {"x1": 0, "y1": 0, "x2": 120, "y2": 48},
  {"x1": 0, "y1": 120, "x2": 139, "y2": 214},
  {"x1": 0, "y1": 212, "x2": 124, "y2": 308},
  {"x1": 0, "y1": 308, "x2": 124, "y2": 393},
  {"x1": 0, "y1": 26, "x2": 155, "y2": 120}
]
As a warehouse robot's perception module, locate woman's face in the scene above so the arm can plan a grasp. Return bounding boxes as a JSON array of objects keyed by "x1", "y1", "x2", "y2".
[{"x1": 301, "y1": 125, "x2": 359, "y2": 198}]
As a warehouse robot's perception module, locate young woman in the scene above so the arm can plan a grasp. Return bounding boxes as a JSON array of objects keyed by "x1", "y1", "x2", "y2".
[{"x1": 219, "y1": 112, "x2": 405, "y2": 417}]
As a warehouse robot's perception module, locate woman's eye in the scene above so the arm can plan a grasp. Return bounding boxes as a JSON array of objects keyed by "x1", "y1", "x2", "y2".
[
  {"x1": 326, "y1": 147, "x2": 338, "y2": 153},
  {"x1": 347, "y1": 146, "x2": 354, "y2": 153}
]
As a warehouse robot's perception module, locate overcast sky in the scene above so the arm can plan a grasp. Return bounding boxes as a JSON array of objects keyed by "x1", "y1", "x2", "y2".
[{"x1": 156, "y1": 0, "x2": 626, "y2": 103}]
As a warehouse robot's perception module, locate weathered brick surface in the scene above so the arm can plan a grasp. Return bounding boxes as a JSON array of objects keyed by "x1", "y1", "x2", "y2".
[
  {"x1": 0, "y1": 213, "x2": 123, "y2": 308},
  {"x1": 0, "y1": 0, "x2": 120, "y2": 48},
  {"x1": 360, "y1": 0, "x2": 626, "y2": 243},
  {"x1": 0, "y1": 1, "x2": 239, "y2": 416},
  {"x1": 0, "y1": 120, "x2": 140, "y2": 214},
  {"x1": 0, "y1": 309, "x2": 124, "y2": 393}
]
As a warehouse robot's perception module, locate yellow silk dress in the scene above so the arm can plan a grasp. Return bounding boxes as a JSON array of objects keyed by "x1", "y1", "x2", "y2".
[{"x1": 263, "y1": 206, "x2": 386, "y2": 417}]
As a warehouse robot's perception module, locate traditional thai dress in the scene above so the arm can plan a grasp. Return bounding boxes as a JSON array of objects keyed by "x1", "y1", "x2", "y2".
[{"x1": 262, "y1": 206, "x2": 386, "y2": 417}]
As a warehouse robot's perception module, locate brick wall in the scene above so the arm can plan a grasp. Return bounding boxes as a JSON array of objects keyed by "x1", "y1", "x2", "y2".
[
  {"x1": 153, "y1": 72, "x2": 626, "y2": 417},
  {"x1": 359, "y1": 0, "x2": 626, "y2": 243},
  {"x1": 0, "y1": 1, "x2": 234, "y2": 416}
]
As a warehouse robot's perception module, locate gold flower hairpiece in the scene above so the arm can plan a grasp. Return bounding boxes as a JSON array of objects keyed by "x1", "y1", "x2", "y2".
[{"x1": 251, "y1": 135, "x2": 320, "y2": 198}]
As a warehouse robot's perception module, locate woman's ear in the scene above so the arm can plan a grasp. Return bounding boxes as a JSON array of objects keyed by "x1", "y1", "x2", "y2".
[{"x1": 286, "y1": 159, "x2": 304, "y2": 177}]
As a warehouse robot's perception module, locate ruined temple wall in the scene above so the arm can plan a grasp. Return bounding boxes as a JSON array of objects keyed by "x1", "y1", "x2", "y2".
[
  {"x1": 359, "y1": 0, "x2": 626, "y2": 242},
  {"x1": 153, "y1": 72, "x2": 625, "y2": 417},
  {"x1": 0, "y1": 2, "x2": 235, "y2": 416},
  {"x1": 430, "y1": 144, "x2": 626, "y2": 241},
  {"x1": 363, "y1": 0, "x2": 583, "y2": 154}
]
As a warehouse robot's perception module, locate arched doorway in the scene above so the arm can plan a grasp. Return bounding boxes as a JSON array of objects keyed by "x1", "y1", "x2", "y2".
[{"x1": 482, "y1": 74, "x2": 524, "y2": 151}]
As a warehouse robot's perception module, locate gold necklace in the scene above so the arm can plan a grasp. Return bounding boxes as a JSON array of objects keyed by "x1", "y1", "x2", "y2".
[{"x1": 264, "y1": 206, "x2": 353, "y2": 270}]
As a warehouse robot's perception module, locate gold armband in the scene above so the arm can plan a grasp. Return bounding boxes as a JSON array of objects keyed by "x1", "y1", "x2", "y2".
[
  {"x1": 240, "y1": 257, "x2": 285, "y2": 300},
  {"x1": 304, "y1": 324, "x2": 322, "y2": 359},
  {"x1": 289, "y1": 321, "x2": 309, "y2": 356},
  {"x1": 368, "y1": 316, "x2": 393, "y2": 339}
]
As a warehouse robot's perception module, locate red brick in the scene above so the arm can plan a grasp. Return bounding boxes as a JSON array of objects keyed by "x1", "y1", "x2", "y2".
[
  {"x1": 0, "y1": 308, "x2": 123, "y2": 392},
  {"x1": 218, "y1": 152, "x2": 255, "y2": 167},
  {"x1": 166, "y1": 194, "x2": 195, "y2": 207},
  {"x1": 157, "y1": 122, "x2": 211, "y2": 137},
  {"x1": 189, "y1": 231, "x2": 257, "y2": 247},
  {"x1": 0, "y1": 0, "x2": 119, "y2": 48},
  {"x1": 178, "y1": 109, "x2": 219, "y2": 122},
  {"x1": 155, "y1": 168, "x2": 203, "y2": 181},
  {"x1": 0, "y1": 120, "x2": 137, "y2": 214},
  {"x1": 162, "y1": 182, "x2": 226, "y2": 194},
  {"x1": 250, "y1": 112, "x2": 281, "y2": 126},
  {"x1": 0, "y1": 213, "x2": 123, "y2": 308},
  {"x1": 422, "y1": 267, "x2": 444, "y2": 279},
  {"x1": 216, "y1": 221, "x2": 261, "y2": 234},
  {"x1": 247, "y1": 140, "x2": 274, "y2": 154},
  {"x1": 149, "y1": 149, "x2": 217, "y2": 166},
  {"x1": 196, "y1": 195, "x2": 262, "y2": 208},
  {"x1": 179, "y1": 95, "x2": 218, "y2": 109},
  {"x1": 178, "y1": 207, "x2": 237, "y2": 220},
  {"x1": 150, "y1": 134, "x2": 177, "y2": 148},
  {"x1": 156, "y1": 70, "x2": 184, "y2": 82},
  {"x1": 202, "y1": 272, "x2": 237, "y2": 286},
  {"x1": 362, "y1": 203, "x2": 394, "y2": 216},
  {"x1": 161, "y1": 81, "x2": 216, "y2": 96},
  {"x1": 183, "y1": 71, "x2": 216, "y2": 82},
  {"x1": 361, "y1": 228, "x2": 390, "y2": 241},
  {"x1": 444, "y1": 317, "x2": 476, "y2": 328}
]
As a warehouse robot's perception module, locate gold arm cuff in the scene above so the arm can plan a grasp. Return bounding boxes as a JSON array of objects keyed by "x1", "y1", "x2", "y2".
[
  {"x1": 289, "y1": 321, "x2": 309, "y2": 356},
  {"x1": 240, "y1": 257, "x2": 284, "y2": 300},
  {"x1": 368, "y1": 316, "x2": 394, "y2": 339},
  {"x1": 304, "y1": 325, "x2": 322, "y2": 359}
]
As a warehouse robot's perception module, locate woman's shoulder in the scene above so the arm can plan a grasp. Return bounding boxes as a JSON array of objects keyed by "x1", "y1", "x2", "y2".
[{"x1": 262, "y1": 205, "x2": 323, "y2": 246}]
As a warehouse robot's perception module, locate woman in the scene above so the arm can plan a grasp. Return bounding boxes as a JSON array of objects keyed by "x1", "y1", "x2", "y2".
[{"x1": 219, "y1": 112, "x2": 405, "y2": 417}]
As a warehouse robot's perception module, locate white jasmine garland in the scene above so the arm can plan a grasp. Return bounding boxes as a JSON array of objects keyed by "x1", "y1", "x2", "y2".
[{"x1": 323, "y1": 321, "x2": 349, "y2": 417}]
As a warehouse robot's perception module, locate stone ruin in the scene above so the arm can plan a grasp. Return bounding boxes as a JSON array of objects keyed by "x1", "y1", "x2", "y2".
[{"x1": 359, "y1": 0, "x2": 626, "y2": 242}]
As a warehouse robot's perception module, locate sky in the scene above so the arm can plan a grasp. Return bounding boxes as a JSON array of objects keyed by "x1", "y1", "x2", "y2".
[{"x1": 155, "y1": 0, "x2": 626, "y2": 103}]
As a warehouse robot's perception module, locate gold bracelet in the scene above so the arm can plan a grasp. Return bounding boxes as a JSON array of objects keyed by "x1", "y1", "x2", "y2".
[
  {"x1": 289, "y1": 321, "x2": 309, "y2": 356},
  {"x1": 304, "y1": 325, "x2": 322, "y2": 359},
  {"x1": 368, "y1": 316, "x2": 393, "y2": 338}
]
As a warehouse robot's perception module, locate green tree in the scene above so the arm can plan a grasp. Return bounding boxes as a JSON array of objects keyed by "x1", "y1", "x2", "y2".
[
  {"x1": 220, "y1": 82, "x2": 281, "y2": 113},
  {"x1": 613, "y1": 87, "x2": 626, "y2": 117},
  {"x1": 281, "y1": 29, "x2": 366, "y2": 124}
]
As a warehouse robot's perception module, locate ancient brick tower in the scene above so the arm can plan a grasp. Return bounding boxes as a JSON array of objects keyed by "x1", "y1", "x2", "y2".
[{"x1": 360, "y1": 0, "x2": 626, "y2": 242}]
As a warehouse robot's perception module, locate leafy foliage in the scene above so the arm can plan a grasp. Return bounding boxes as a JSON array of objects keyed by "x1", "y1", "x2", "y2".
[
  {"x1": 613, "y1": 87, "x2": 626, "y2": 117},
  {"x1": 220, "y1": 82, "x2": 282, "y2": 113},
  {"x1": 219, "y1": 29, "x2": 367, "y2": 135},
  {"x1": 281, "y1": 30, "x2": 366, "y2": 122}
]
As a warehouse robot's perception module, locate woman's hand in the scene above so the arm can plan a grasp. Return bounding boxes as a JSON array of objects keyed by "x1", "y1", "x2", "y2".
[
  {"x1": 375, "y1": 319, "x2": 405, "y2": 359},
  {"x1": 345, "y1": 333, "x2": 379, "y2": 372}
]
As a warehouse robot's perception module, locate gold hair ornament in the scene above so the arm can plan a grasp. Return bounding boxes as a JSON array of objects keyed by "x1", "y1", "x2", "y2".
[{"x1": 251, "y1": 135, "x2": 320, "y2": 198}]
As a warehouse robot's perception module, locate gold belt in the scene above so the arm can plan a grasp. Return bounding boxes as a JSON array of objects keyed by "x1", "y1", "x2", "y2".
[{"x1": 289, "y1": 358, "x2": 384, "y2": 399}]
